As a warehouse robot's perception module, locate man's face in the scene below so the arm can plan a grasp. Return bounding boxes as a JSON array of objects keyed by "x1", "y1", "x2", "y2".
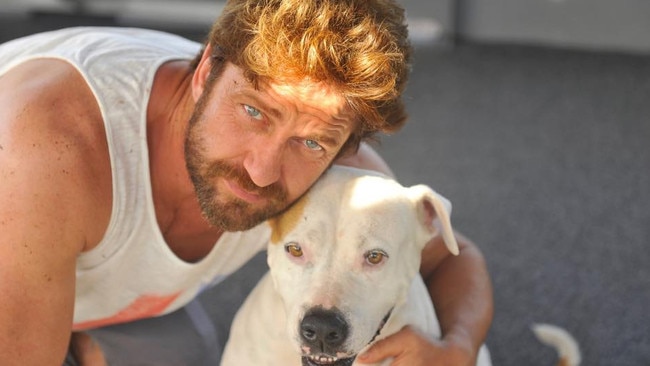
[{"x1": 185, "y1": 62, "x2": 355, "y2": 231}]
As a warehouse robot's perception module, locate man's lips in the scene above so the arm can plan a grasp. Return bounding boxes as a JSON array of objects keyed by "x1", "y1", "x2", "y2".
[{"x1": 225, "y1": 179, "x2": 263, "y2": 203}]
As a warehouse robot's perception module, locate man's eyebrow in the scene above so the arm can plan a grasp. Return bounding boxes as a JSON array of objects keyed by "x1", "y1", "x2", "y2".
[
  {"x1": 314, "y1": 134, "x2": 339, "y2": 147},
  {"x1": 240, "y1": 91, "x2": 283, "y2": 119},
  {"x1": 316, "y1": 122, "x2": 352, "y2": 148}
]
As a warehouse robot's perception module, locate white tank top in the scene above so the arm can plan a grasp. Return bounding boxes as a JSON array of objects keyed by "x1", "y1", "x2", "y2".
[{"x1": 0, "y1": 27, "x2": 270, "y2": 330}]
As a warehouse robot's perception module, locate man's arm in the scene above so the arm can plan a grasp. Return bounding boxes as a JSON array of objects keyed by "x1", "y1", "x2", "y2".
[
  {"x1": 0, "y1": 59, "x2": 109, "y2": 364},
  {"x1": 422, "y1": 232, "x2": 493, "y2": 363},
  {"x1": 0, "y1": 103, "x2": 78, "y2": 365}
]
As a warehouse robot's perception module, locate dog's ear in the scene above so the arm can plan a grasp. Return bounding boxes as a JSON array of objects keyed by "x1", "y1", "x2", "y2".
[{"x1": 408, "y1": 185, "x2": 460, "y2": 256}]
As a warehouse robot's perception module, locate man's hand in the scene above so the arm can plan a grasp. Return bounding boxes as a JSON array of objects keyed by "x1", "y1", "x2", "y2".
[{"x1": 356, "y1": 326, "x2": 476, "y2": 366}]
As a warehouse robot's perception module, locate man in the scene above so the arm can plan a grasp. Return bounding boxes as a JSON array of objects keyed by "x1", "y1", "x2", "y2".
[{"x1": 0, "y1": 0, "x2": 493, "y2": 365}]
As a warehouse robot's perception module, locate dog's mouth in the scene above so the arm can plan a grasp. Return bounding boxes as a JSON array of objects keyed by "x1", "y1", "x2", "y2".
[
  {"x1": 299, "y1": 308, "x2": 393, "y2": 366},
  {"x1": 301, "y1": 355, "x2": 355, "y2": 366}
]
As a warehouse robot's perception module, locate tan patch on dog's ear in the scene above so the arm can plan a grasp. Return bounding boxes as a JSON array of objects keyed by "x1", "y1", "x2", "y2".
[{"x1": 269, "y1": 195, "x2": 309, "y2": 244}]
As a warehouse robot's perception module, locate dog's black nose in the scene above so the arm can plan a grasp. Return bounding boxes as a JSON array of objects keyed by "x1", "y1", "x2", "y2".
[{"x1": 300, "y1": 307, "x2": 349, "y2": 351}]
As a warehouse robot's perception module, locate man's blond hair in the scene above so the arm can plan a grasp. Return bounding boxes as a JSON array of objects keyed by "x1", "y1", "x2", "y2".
[{"x1": 197, "y1": 0, "x2": 412, "y2": 153}]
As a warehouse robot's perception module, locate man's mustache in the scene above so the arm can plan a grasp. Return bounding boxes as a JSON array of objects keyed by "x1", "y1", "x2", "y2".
[{"x1": 205, "y1": 161, "x2": 287, "y2": 201}]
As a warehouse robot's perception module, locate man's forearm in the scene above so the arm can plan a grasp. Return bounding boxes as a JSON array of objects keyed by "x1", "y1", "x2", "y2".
[{"x1": 423, "y1": 233, "x2": 494, "y2": 357}]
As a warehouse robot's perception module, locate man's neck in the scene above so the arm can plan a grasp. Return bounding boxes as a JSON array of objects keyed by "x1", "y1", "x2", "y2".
[{"x1": 146, "y1": 60, "x2": 223, "y2": 260}]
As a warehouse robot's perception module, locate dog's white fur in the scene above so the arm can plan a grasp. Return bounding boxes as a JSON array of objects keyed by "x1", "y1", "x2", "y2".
[{"x1": 221, "y1": 166, "x2": 491, "y2": 365}]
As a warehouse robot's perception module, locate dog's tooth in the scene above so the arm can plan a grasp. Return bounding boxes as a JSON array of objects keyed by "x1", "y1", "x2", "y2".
[{"x1": 306, "y1": 354, "x2": 339, "y2": 364}]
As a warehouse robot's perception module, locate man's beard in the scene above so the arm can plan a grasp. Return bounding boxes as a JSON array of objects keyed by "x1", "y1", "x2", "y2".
[{"x1": 184, "y1": 90, "x2": 289, "y2": 231}]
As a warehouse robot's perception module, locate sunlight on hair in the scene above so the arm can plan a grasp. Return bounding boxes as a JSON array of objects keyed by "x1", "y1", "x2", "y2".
[{"x1": 206, "y1": 0, "x2": 413, "y2": 144}]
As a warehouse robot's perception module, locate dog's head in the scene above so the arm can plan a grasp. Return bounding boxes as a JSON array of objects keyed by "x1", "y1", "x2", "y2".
[{"x1": 267, "y1": 166, "x2": 459, "y2": 366}]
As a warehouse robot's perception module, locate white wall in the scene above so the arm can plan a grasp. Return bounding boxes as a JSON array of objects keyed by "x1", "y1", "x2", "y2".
[
  {"x1": 399, "y1": 0, "x2": 456, "y2": 44},
  {"x1": 3, "y1": 0, "x2": 649, "y2": 54},
  {"x1": 457, "y1": 0, "x2": 650, "y2": 54}
]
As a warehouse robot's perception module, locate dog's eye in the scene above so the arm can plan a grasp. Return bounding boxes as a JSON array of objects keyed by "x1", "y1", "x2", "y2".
[
  {"x1": 285, "y1": 242, "x2": 303, "y2": 257},
  {"x1": 365, "y1": 249, "x2": 388, "y2": 265}
]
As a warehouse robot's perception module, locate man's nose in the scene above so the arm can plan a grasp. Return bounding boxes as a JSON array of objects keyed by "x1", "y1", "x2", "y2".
[{"x1": 243, "y1": 142, "x2": 284, "y2": 188}]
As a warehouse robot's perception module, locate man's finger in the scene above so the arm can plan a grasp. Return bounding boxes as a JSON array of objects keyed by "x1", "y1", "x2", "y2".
[{"x1": 357, "y1": 327, "x2": 414, "y2": 363}]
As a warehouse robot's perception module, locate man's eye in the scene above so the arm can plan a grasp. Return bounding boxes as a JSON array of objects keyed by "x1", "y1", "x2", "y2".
[
  {"x1": 243, "y1": 104, "x2": 263, "y2": 120},
  {"x1": 304, "y1": 139, "x2": 323, "y2": 151}
]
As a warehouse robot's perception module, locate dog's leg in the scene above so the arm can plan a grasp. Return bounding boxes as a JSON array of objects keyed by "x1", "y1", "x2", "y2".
[{"x1": 222, "y1": 273, "x2": 298, "y2": 366}]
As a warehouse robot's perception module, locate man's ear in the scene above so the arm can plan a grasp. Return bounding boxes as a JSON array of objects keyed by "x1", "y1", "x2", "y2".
[
  {"x1": 408, "y1": 184, "x2": 460, "y2": 256},
  {"x1": 191, "y1": 44, "x2": 214, "y2": 101}
]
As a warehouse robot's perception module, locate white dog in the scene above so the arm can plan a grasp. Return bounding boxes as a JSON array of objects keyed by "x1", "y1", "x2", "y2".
[{"x1": 221, "y1": 166, "x2": 493, "y2": 366}]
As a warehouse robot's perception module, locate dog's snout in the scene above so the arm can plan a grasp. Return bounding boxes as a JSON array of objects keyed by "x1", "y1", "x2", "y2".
[{"x1": 300, "y1": 308, "x2": 349, "y2": 351}]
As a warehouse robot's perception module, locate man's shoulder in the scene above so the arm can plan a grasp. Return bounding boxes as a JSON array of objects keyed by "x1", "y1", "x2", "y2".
[
  {"x1": 0, "y1": 58, "x2": 112, "y2": 243},
  {"x1": 1, "y1": 58, "x2": 103, "y2": 143}
]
